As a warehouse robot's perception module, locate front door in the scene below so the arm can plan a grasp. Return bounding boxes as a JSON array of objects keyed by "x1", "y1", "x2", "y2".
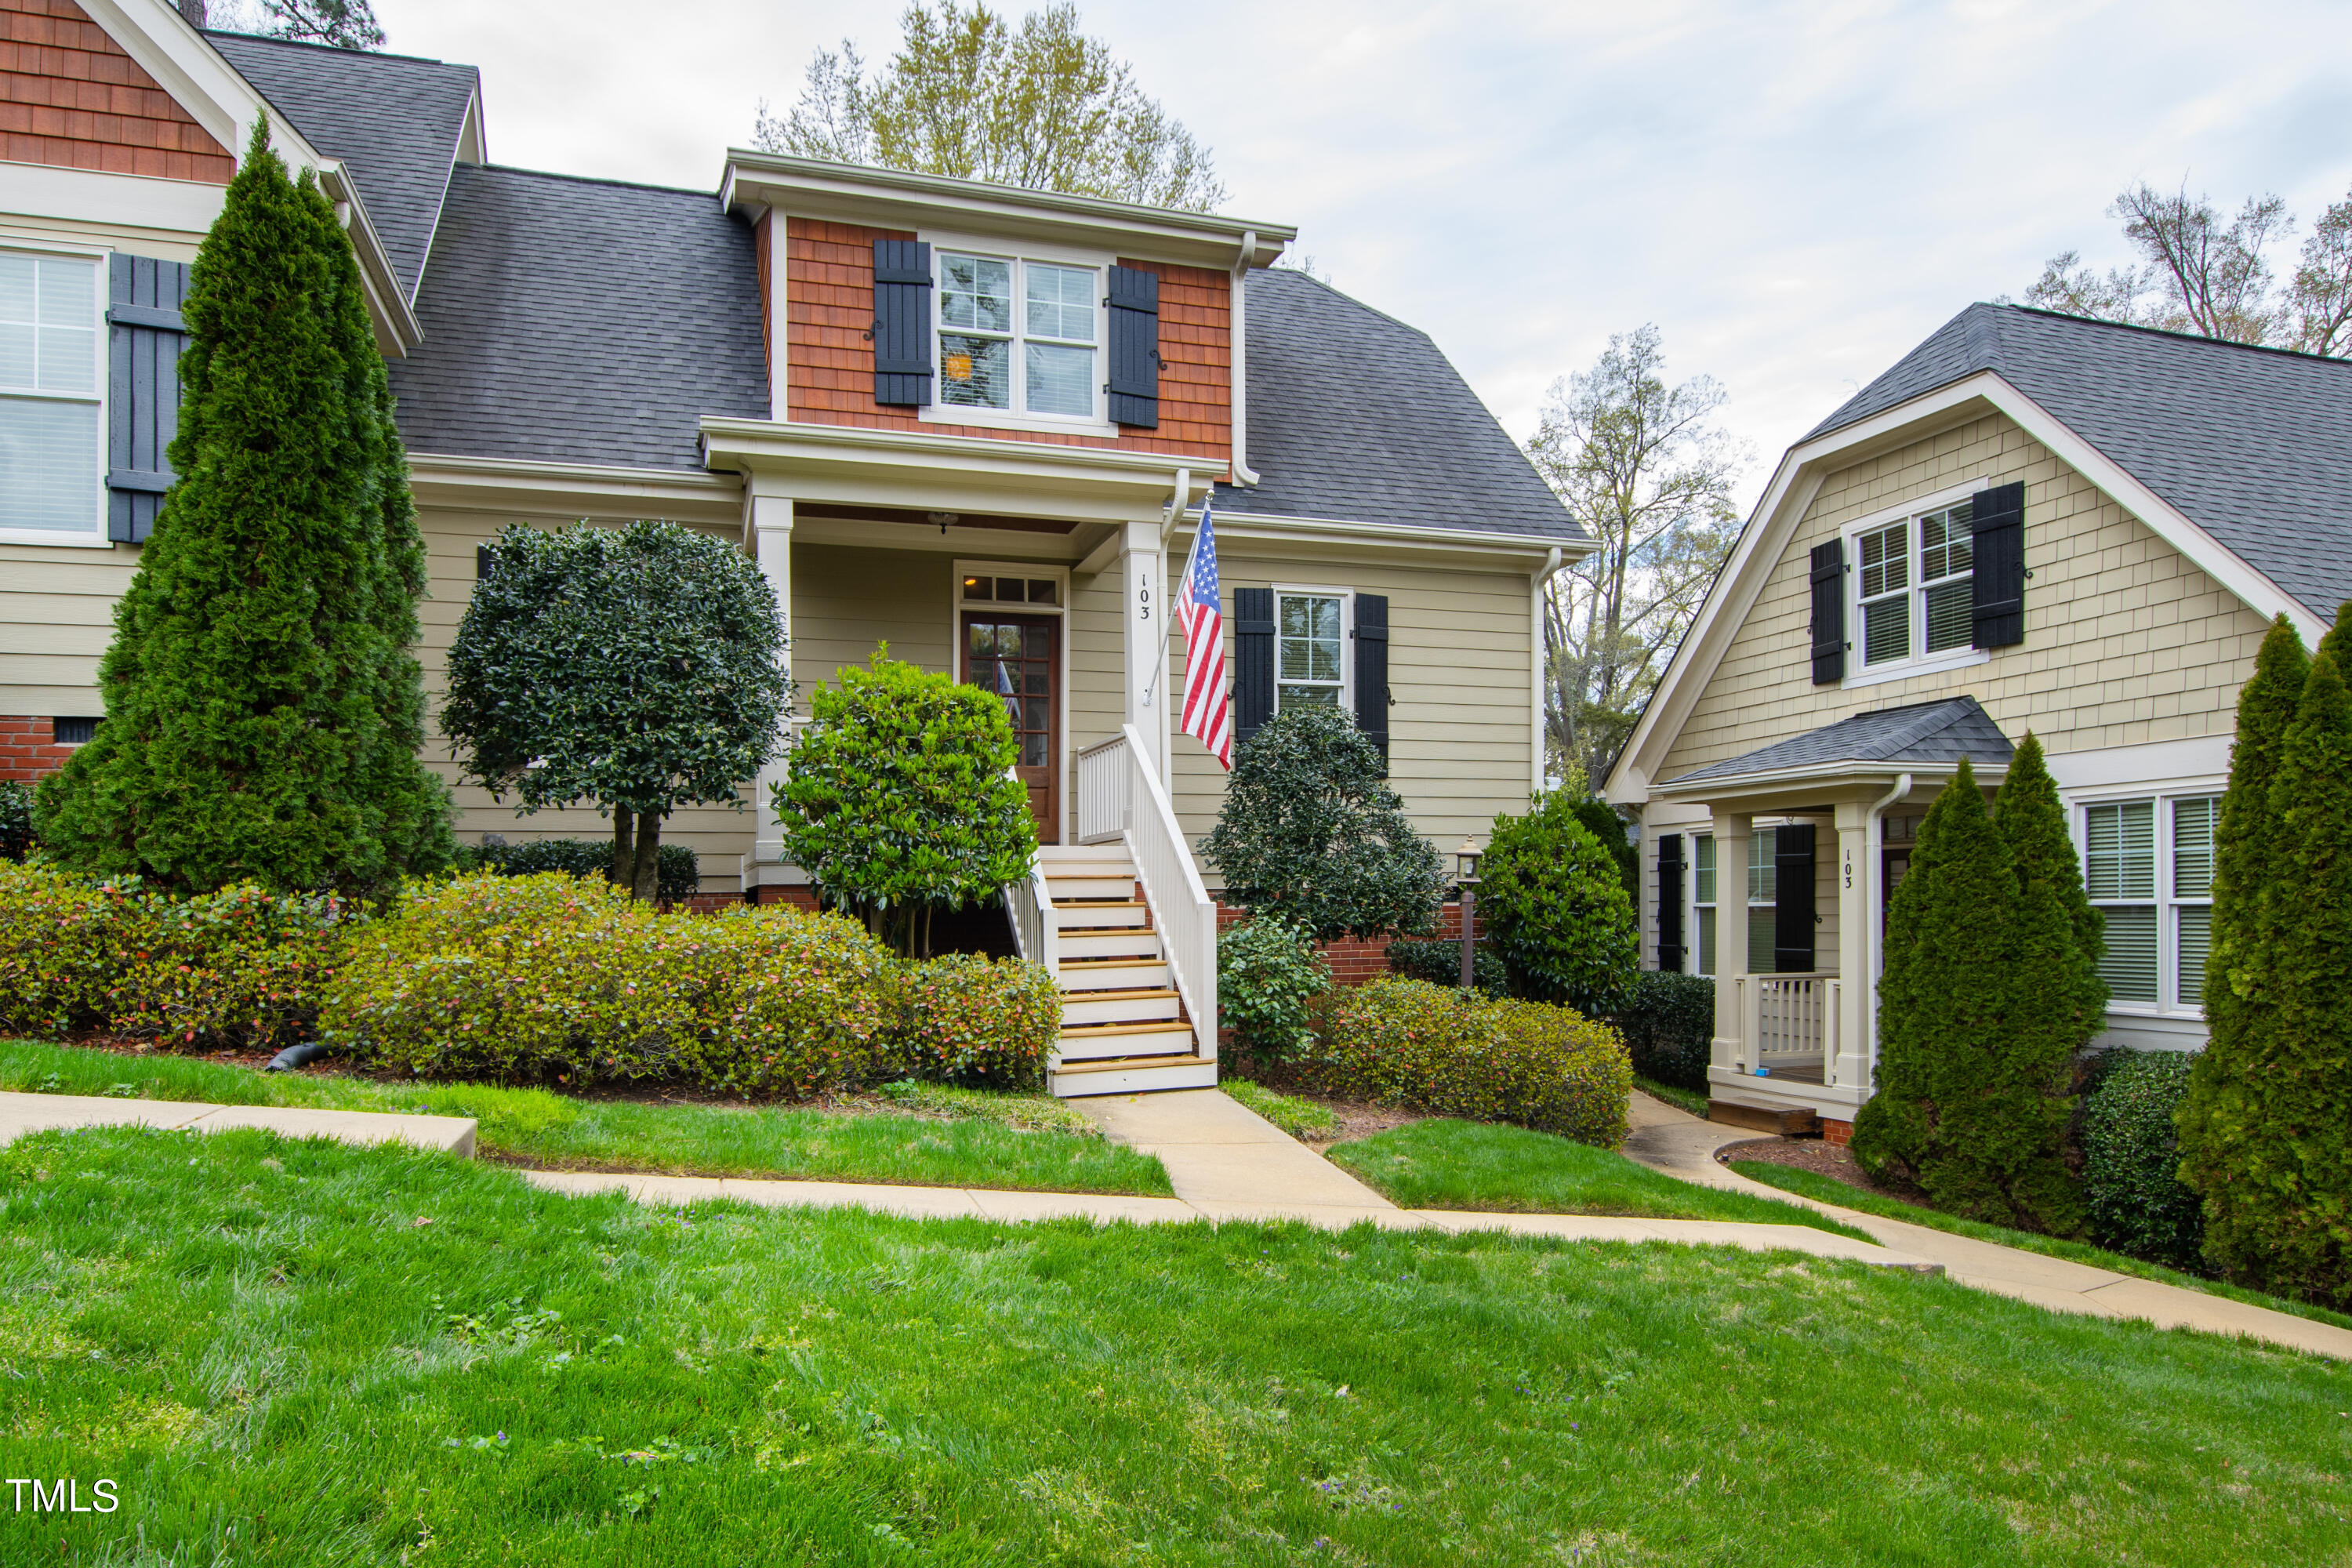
[{"x1": 962, "y1": 612, "x2": 1058, "y2": 844}]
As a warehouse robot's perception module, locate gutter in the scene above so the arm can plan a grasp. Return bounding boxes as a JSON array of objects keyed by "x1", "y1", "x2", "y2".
[{"x1": 1229, "y1": 231, "x2": 1261, "y2": 488}]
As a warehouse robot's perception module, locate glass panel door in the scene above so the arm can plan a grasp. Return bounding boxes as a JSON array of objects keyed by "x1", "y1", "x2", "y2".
[{"x1": 961, "y1": 612, "x2": 1058, "y2": 844}]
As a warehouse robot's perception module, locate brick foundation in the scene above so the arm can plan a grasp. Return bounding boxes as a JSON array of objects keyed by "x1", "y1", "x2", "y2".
[
  {"x1": 1216, "y1": 899, "x2": 1467, "y2": 987},
  {"x1": 1820, "y1": 1118, "x2": 1853, "y2": 1147},
  {"x1": 0, "y1": 716, "x2": 80, "y2": 783},
  {"x1": 753, "y1": 884, "x2": 822, "y2": 912}
]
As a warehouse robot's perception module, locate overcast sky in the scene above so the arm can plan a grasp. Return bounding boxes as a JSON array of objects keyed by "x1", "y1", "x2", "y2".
[{"x1": 369, "y1": 0, "x2": 2352, "y2": 514}]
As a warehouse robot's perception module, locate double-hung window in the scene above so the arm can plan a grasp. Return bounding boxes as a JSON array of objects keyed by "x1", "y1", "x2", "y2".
[
  {"x1": 1856, "y1": 499, "x2": 1974, "y2": 670},
  {"x1": 2082, "y1": 795, "x2": 2216, "y2": 1012},
  {"x1": 936, "y1": 252, "x2": 1099, "y2": 420},
  {"x1": 1746, "y1": 829, "x2": 1778, "y2": 974},
  {"x1": 1275, "y1": 590, "x2": 1347, "y2": 710},
  {"x1": 1694, "y1": 835, "x2": 1717, "y2": 976},
  {"x1": 0, "y1": 250, "x2": 103, "y2": 540}
]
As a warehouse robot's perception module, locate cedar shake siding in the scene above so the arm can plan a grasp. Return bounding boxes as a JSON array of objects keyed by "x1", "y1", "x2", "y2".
[
  {"x1": 2, "y1": 0, "x2": 233, "y2": 183},
  {"x1": 783, "y1": 216, "x2": 1232, "y2": 465}
]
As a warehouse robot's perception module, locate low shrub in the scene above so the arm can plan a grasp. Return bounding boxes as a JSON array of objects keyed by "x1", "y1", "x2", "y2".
[
  {"x1": 887, "y1": 953, "x2": 1062, "y2": 1090},
  {"x1": 1304, "y1": 975, "x2": 1631, "y2": 1146},
  {"x1": 452, "y1": 837, "x2": 702, "y2": 906},
  {"x1": 1479, "y1": 789, "x2": 1639, "y2": 1015},
  {"x1": 1218, "y1": 916, "x2": 1330, "y2": 1062},
  {"x1": 1384, "y1": 935, "x2": 1508, "y2": 998},
  {"x1": 0, "y1": 779, "x2": 31, "y2": 861},
  {"x1": 2081, "y1": 1049, "x2": 2205, "y2": 1270},
  {"x1": 1612, "y1": 971, "x2": 1715, "y2": 1091},
  {"x1": 0, "y1": 860, "x2": 120, "y2": 1036}
]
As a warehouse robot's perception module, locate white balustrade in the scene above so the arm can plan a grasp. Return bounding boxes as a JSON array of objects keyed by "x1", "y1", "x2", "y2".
[
  {"x1": 1754, "y1": 974, "x2": 1831, "y2": 1066},
  {"x1": 1000, "y1": 766, "x2": 1060, "y2": 981},
  {"x1": 1066, "y1": 727, "x2": 1216, "y2": 1053},
  {"x1": 1075, "y1": 736, "x2": 1130, "y2": 845}
]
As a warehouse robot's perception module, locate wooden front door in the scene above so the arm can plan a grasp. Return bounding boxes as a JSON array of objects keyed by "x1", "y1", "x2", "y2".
[{"x1": 962, "y1": 612, "x2": 1058, "y2": 844}]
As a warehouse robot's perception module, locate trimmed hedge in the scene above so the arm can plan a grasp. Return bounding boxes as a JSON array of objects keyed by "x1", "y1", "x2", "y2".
[
  {"x1": 1385, "y1": 935, "x2": 1509, "y2": 998},
  {"x1": 452, "y1": 837, "x2": 701, "y2": 906},
  {"x1": 1612, "y1": 971, "x2": 1714, "y2": 1091},
  {"x1": 1303, "y1": 975, "x2": 1631, "y2": 1146},
  {"x1": 2082, "y1": 1049, "x2": 2205, "y2": 1270},
  {"x1": 890, "y1": 953, "x2": 1063, "y2": 1090}
]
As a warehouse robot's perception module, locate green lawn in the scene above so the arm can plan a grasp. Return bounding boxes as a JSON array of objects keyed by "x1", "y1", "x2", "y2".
[
  {"x1": 3, "y1": 1127, "x2": 2347, "y2": 1566},
  {"x1": 1221, "y1": 1076, "x2": 1341, "y2": 1139},
  {"x1": 1635, "y1": 1076, "x2": 1710, "y2": 1117},
  {"x1": 0, "y1": 1039, "x2": 1170, "y2": 1196},
  {"x1": 1327, "y1": 1119, "x2": 1872, "y2": 1241},
  {"x1": 1733, "y1": 1159, "x2": 2352, "y2": 1334}
]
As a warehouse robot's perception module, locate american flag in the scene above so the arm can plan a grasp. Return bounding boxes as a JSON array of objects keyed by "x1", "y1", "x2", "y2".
[{"x1": 1177, "y1": 503, "x2": 1232, "y2": 769}]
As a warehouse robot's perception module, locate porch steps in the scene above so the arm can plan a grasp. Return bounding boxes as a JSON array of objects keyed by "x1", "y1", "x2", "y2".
[
  {"x1": 1036, "y1": 845, "x2": 1209, "y2": 1098},
  {"x1": 1707, "y1": 1097, "x2": 1821, "y2": 1138}
]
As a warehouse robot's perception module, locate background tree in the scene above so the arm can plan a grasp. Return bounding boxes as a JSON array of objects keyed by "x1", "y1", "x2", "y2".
[
  {"x1": 180, "y1": 0, "x2": 384, "y2": 49},
  {"x1": 36, "y1": 125, "x2": 451, "y2": 896},
  {"x1": 773, "y1": 650, "x2": 1035, "y2": 955},
  {"x1": 1477, "y1": 789, "x2": 1639, "y2": 1017},
  {"x1": 755, "y1": 2, "x2": 1225, "y2": 211},
  {"x1": 1526, "y1": 325, "x2": 1744, "y2": 785},
  {"x1": 2021, "y1": 180, "x2": 2352, "y2": 356},
  {"x1": 1202, "y1": 706, "x2": 1444, "y2": 944},
  {"x1": 441, "y1": 521, "x2": 789, "y2": 902}
]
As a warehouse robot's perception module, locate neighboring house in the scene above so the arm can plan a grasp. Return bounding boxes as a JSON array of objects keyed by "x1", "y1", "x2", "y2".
[
  {"x1": 0, "y1": 0, "x2": 1587, "y2": 1094},
  {"x1": 1606, "y1": 299, "x2": 2352, "y2": 1138}
]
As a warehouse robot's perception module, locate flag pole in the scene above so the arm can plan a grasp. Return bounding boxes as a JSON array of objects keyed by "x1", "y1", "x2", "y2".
[{"x1": 1142, "y1": 498, "x2": 1210, "y2": 710}]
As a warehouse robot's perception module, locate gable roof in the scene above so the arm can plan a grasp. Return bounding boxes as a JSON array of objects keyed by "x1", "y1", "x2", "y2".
[
  {"x1": 205, "y1": 31, "x2": 478, "y2": 301},
  {"x1": 386, "y1": 166, "x2": 768, "y2": 472},
  {"x1": 1665, "y1": 696, "x2": 2013, "y2": 786},
  {"x1": 1808, "y1": 303, "x2": 2352, "y2": 622},
  {"x1": 1214, "y1": 269, "x2": 1582, "y2": 542}
]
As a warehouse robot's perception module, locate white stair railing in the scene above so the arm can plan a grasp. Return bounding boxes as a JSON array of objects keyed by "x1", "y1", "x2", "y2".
[
  {"x1": 1004, "y1": 851, "x2": 1059, "y2": 979},
  {"x1": 1069, "y1": 728, "x2": 1216, "y2": 1057}
]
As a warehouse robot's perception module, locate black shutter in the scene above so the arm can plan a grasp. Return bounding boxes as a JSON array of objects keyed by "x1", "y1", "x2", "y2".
[
  {"x1": 1105, "y1": 264, "x2": 1160, "y2": 428},
  {"x1": 1809, "y1": 539, "x2": 1846, "y2": 684},
  {"x1": 1972, "y1": 480, "x2": 2026, "y2": 648},
  {"x1": 1352, "y1": 593, "x2": 1389, "y2": 770},
  {"x1": 106, "y1": 253, "x2": 191, "y2": 544},
  {"x1": 1233, "y1": 586, "x2": 1275, "y2": 750},
  {"x1": 1773, "y1": 823, "x2": 1816, "y2": 973},
  {"x1": 1656, "y1": 833, "x2": 1686, "y2": 972},
  {"x1": 871, "y1": 239, "x2": 932, "y2": 407}
]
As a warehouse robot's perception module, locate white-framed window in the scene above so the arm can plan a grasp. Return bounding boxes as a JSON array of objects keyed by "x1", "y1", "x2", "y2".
[
  {"x1": 0, "y1": 247, "x2": 105, "y2": 543},
  {"x1": 1856, "y1": 497, "x2": 1974, "y2": 672},
  {"x1": 2082, "y1": 793, "x2": 2218, "y2": 1014},
  {"x1": 1274, "y1": 588, "x2": 1350, "y2": 712},
  {"x1": 1747, "y1": 827, "x2": 1778, "y2": 974},
  {"x1": 1694, "y1": 833, "x2": 1717, "y2": 976},
  {"x1": 935, "y1": 250, "x2": 1102, "y2": 423}
]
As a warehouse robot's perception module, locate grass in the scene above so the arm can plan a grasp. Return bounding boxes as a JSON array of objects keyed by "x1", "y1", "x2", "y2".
[
  {"x1": 1327, "y1": 1119, "x2": 1873, "y2": 1241},
  {"x1": 1221, "y1": 1077, "x2": 1340, "y2": 1139},
  {"x1": 0, "y1": 1039, "x2": 1171, "y2": 1196},
  {"x1": 1634, "y1": 1076, "x2": 1710, "y2": 1117},
  {"x1": 4, "y1": 1127, "x2": 2348, "y2": 1566},
  {"x1": 1733, "y1": 1160, "x2": 2352, "y2": 1334}
]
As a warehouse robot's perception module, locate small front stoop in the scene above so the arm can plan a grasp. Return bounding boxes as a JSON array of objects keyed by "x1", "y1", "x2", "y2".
[{"x1": 1039, "y1": 846, "x2": 1216, "y2": 1097}]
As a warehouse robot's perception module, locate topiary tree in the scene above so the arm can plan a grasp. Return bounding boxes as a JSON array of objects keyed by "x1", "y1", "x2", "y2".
[
  {"x1": 35, "y1": 124, "x2": 453, "y2": 896},
  {"x1": 441, "y1": 520, "x2": 789, "y2": 902},
  {"x1": 1479, "y1": 789, "x2": 1639, "y2": 1015},
  {"x1": 1851, "y1": 757, "x2": 2083, "y2": 1233},
  {"x1": 774, "y1": 648, "x2": 1035, "y2": 955},
  {"x1": 1200, "y1": 704, "x2": 1444, "y2": 943}
]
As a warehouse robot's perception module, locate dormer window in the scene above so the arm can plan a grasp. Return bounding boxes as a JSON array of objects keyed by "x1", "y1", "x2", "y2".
[{"x1": 937, "y1": 251, "x2": 1099, "y2": 420}]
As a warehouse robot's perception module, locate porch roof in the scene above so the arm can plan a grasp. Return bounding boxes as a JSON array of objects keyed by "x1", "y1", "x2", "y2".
[{"x1": 1662, "y1": 696, "x2": 2013, "y2": 789}]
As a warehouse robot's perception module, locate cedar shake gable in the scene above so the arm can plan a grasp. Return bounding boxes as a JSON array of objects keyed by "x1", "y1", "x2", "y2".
[{"x1": 1, "y1": 0, "x2": 233, "y2": 183}]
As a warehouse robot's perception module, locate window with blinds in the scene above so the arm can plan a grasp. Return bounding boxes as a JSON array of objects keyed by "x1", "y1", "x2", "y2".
[
  {"x1": 2080, "y1": 794, "x2": 2219, "y2": 1014},
  {"x1": 2173, "y1": 797, "x2": 2216, "y2": 1007}
]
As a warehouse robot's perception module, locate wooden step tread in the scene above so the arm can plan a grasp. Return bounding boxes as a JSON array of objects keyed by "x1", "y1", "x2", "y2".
[
  {"x1": 1051, "y1": 1053, "x2": 1210, "y2": 1076},
  {"x1": 1055, "y1": 986, "x2": 1178, "y2": 1001},
  {"x1": 1061, "y1": 956, "x2": 1161, "y2": 967},
  {"x1": 1058, "y1": 1020, "x2": 1195, "y2": 1037}
]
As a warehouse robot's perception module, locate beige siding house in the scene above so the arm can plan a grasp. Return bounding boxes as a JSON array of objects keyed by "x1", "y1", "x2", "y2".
[
  {"x1": 0, "y1": 0, "x2": 1587, "y2": 1094},
  {"x1": 1606, "y1": 303, "x2": 2352, "y2": 1138}
]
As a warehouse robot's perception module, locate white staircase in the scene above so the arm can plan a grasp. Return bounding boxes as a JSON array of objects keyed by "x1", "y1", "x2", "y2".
[{"x1": 1034, "y1": 845, "x2": 1218, "y2": 1096}]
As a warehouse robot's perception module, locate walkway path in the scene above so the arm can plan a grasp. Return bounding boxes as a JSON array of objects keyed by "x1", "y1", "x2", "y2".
[
  {"x1": 0, "y1": 1090, "x2": 477, "y2": 1155},
  {"x1": 1620, "y1": 1089, "x2": 2352, "y2": 1360}
]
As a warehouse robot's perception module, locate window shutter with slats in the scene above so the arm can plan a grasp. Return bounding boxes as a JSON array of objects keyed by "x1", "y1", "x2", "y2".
[
  {"x1": 1105, "y1": 264, "x2": 1160, "y2": 427},
  {"x1": 1352, "y1": 593, "x2": 1389, "y2": 768},
  {"x1": 106, "y1": 253, "x2": 191, "y2": 544},
  {"x1": 1809, "y1": 539, "x2": 1846, "y2": 684},
  {"x1": 871, "y1": 239, "x2": 932, "y2": 407},
  {"x1": 1656, "y1": 833, "x2": 1686, "y2": 971},
  {"x1": 1971, "y1": 480, "x2": 2026, "y2": 647},
  {"x1": 1773, "y1": 823, "x2": 1815, "y2": 972},
  {"x1": 1233, "y1": 586, "x2": 1275, "y2": 750}
]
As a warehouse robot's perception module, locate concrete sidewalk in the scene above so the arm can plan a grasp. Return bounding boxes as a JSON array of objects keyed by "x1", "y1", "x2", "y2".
[
  {"x1": 1621, "y1": 1090, "x2": 2352, "y2": 1360},
  {"x1": 0, "y1": 1091, "x2": 477, "y2": 1156}
]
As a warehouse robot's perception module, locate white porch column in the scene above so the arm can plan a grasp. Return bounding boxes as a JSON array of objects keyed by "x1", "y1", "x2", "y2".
[
  {"x1": 1119, "y1": 517, "x2": 1166, "y2": 779},
  {"x1": 747, "y1": 492, "x2": 793, "y2": 871},
  {"x1": 1711, "y1": 812, "x2": 1751, "y2": 1079},
  {"x1": 1831, "y1": 801, "x2": 1873, "y2": 1093}
]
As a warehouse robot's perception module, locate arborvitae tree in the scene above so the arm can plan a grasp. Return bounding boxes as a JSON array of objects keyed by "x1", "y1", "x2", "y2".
[
  {"x1": 1852, "y1": 757, "x2": 2083, "y2": 1232},
  {"x1": 34, "y1": 125, "x2": 451, "y2": 895},
  {"x1": 2179, "y1": 614, "x2": 2310, "y2": 1274},
  {"x1": 1994, "y1": 731, "x2": 2107, "y2": 1030}
]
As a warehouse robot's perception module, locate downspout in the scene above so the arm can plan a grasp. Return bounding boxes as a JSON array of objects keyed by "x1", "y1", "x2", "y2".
[
  {"x1": 1533, "y1": 548, "x2": 1563, "y2": 791},
  {"x1": 1861, "y1": 771, "x2": 1913, "y2": 1090},
  {"x1": 1229, "y1": 232, "x2": 1260, "y2": 488}
]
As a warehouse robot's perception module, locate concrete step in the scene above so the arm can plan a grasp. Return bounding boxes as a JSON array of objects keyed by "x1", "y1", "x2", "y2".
[
  {"x1": 1058, "y1": 927, "x2": 1161, "y2": 961},
  {"x1": 1055, "y1": 1020, "x2": 1196, "y2": 1062},
  {"x1": 1053, "y1": 899, "x2": 1151, "y2": 930},
  {"x1": 1049, "y1": 1054, "x2": 1220, "y2": 1098},
  {"x1": 1058, "y1": 987, "x2": 1182, "y2": 1026},
  {"x1": 1058, "y1": 956, "x2": 1170, "y2": 992}
]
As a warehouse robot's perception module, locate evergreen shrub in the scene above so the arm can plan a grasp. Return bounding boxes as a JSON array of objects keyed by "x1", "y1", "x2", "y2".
[
  {"x1": 1611, "y1": 971, "x2": 1715, "y2": 1091},
  {"x1": 1383, "y1": 935, "x2": 1509, "y2": 998},
  {"x1": 1303, "y1": 976, "x2": 1631, "y2": 1145},
  {"x1": 452, "y1": 837, "x2": 701, "y2": 906},
  {"x1": 886, "y1": 954, "x2": 1062, "y2": 1090},
  {"x1": 0, "y1": 780, "x2": 31, "y2": 861},
  {"x1": 1478, "y1": 789, "x2": 1639, "y2": 1014},
  {"x1": 1218, "y1": 916, "x2": 1331, "y2": 1062},
  {"x1": 0, "y1": 861, "x2": 124, "y2": 1037},
  {"x1": 2080, "y1": 1049, "x2": 2205, "y2": 1270}
]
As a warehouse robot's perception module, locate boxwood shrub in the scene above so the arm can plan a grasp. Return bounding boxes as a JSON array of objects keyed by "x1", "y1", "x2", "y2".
[
  {"x1": 1611, "y1": 971, "x2": 1715, "y2": 1091},
  {"x1": 452, "y1": 837, "x2": 702, "y2": 906},
  {"x1": 2081, "y1": 1047, "x2": 2205, "y2": 1270},
  {"x1": 1303, "y1": 975, "x2": 1631, "y2": 1145},
  {"x1": 1384, "y1": 935, "x2": 1509, "y2": 998}
]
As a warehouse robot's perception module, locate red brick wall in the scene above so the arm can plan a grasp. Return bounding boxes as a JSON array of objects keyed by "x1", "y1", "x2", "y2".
[
  {"x1": 753, "y1": 884, "x2": 822, "y2": 912},
  {"x1": 1217, "y1": 900, "x2": 1468, "y2": 988},
  {"x1": 2, "y1": 0, "x2": 234, "y2": 183},
  {"x1": 783, "y1": 216, "x2": 1231, "y2": 466},
  {"x1": 0, "y1": 716, "x2": 78, "y2": 783},
  {"x1": 1820, "y1": 1118, "x2": 1853, "y2": 1147}
]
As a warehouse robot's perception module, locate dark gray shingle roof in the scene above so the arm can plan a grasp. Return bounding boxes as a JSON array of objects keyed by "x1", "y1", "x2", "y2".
[
  {"x1": 386, "y1": 165, "x2": 768, "y2": 471},
  {"x1": 1668, "y1": 696, "x2": 2013, "y2": 785},
  {"x1": 1214, "y1": 269, "x2": 1581, "y2": 542},
  {"x1": 1807, "y1": 303, "x2": 2352, "y2": 621},
  {"x1": 206, "y1": 31, "x2": 478, "y2": 301}
]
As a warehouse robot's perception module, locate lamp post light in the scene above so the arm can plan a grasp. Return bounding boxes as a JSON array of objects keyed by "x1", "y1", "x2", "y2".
[{"x1": 1455, "y1": 837, "x2": 1482, "y2": 992}]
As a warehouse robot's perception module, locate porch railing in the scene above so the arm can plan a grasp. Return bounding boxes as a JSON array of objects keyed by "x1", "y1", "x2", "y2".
[
  {"x1": 1001, "y1": 770, "x2": 1059, "y2": 982},
  {"x1": 1069, "y1": 728, "x2": 1216, "y2": 1053},
  {"x1": 1746, "y1": 973, "x2": 1836, "y2": 1070}
]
